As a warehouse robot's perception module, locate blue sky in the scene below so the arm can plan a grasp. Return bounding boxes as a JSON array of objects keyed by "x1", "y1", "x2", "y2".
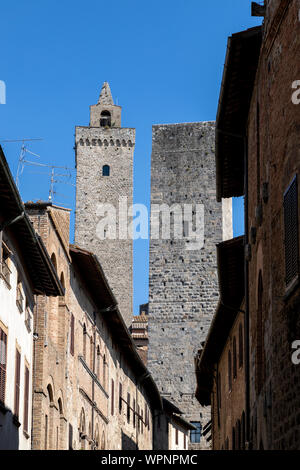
[{"x1": 0, "y1": 0, "x2": 261, "y2": 315}]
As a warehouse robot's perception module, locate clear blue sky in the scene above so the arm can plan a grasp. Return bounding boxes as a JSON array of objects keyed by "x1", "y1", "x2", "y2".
[{"x1": 0, "y1": 0, "x2": 261, "y2": 315}]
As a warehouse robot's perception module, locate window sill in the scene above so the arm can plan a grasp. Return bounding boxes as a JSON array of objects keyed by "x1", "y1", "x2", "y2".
[{"x1": 284, "y1": 275, "x2": 299, "y2": 302}]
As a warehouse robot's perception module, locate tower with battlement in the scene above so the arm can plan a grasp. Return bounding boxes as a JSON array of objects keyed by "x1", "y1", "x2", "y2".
[
  {"x1": 148, "y1": 121, "x2": 232, "y2": 449},
  {"x1": 75, "y1": 82, "x2": 134, "y2": 327}
]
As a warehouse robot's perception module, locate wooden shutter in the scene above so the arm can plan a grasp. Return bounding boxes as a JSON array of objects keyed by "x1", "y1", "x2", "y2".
[
  {"x1": 70, "y1": 314, "x2": 74, "y2": 356},
  {"x1": 14, "y1": 349, "x2": 21, "y2": 417},
  {"x1": 111, "y1": 379, "x2": 114, "y2": 416},
  {"x1": 284, "y1": 175, "x2": 299, "y2": 286},
  {"x1": 23, "y1": 365, "x2": 30, "y2": 432},
  {"x1": 0, "y1": 328, "x2": 7, "y2": 404}
]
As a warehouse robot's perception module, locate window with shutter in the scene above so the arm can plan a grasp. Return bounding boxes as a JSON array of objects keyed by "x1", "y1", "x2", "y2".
[
  {"x1": 23, "y1": 365, "x2": 30, "y2": 433},
  {"x1": 0, "y1": 328, "x2": 7, "y2": 405},
  {"x1": 284, "y1": 175, "x2": 299, "y2": 287},
  {"x1": 14, "y1": 349, "x2": 21, "y2": 418}
]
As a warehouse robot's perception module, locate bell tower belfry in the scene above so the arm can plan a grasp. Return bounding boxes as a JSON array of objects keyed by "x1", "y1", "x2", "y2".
[
  {"x1": 90, "y1": 82, "x2": 122, "y2": 128},
  {"x1": 75, "y1": 82, "x2": 135, "y2": 327}
]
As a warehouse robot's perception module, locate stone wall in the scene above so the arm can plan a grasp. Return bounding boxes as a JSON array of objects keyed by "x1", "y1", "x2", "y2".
[{"x1": 247, "y1": 0, "x2": 300, "y2": 450}]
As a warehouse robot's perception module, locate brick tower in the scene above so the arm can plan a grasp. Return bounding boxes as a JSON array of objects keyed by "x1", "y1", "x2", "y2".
[
  {"x1": 75, "y1": 82, "x2": 135, "y2": 327},
  {"x1": 147, "y1": 122, "x2": 232, "y2": 448}
]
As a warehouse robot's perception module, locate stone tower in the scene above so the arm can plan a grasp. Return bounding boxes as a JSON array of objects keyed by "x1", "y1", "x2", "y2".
[
  {"x1": 75, "y1": 82, "x2": 135, "y2": 327},
  {"x1": 148, "y1": 122, "x2": 232, "y2": 448}
]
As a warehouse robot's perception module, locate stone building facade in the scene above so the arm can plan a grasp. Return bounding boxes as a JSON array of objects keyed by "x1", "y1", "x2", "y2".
[
  {"x1": 0, "y1": 148, "x2": 62, "y2": 450},
  {"x1": 147, "y1": 122, "x2": 232, "y2": 448},
  {"x1": 214, "y1": 0, "x2": 300, "y2": 450},
  {"x1": 75, "y1": 82, "x2": 134, "y2": 327}
]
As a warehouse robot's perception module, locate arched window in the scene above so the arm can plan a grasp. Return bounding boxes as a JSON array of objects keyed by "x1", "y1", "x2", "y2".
[
  {"x1": 100, "y1": 110, "x2": 111, "y2": 127},
  {"x1": 83, "y1": 324, "x2": 87, "y2": 361},
  {"x1": 233, "y1": 337, "x2": 237, "y2": 379},
  {"x1": 102, "y1": 165, "x2": 110, "y2": 177},
  {"x1": 228, "y1": 350, "x2": 232, "y2": 391},
  {"x1": 239, "y1": 323, "x2": 244, "y2": 368},
  {"x1": 256, "y1": 271, "x2": 264, "y2": 392}
]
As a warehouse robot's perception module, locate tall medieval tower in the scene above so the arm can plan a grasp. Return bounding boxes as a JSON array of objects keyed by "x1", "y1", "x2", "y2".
[
  {"x1": 75, "y1": 82, "x2": 134, "y2": 327},
  {"x1": 148, "y1": 122, "x2": 232, "y2": 448}
]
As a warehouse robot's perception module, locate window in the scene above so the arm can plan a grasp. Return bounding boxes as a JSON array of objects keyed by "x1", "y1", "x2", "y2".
[
  {"x1": 0, "y1": 328, "x2": 7, "y2": 405},
  {"x1": 127, "y1": 393, "x2": 130, "y2": 423},
  {"x1": 111, "y1": 379, "x2": 114, "y2": 416},
  {"x1": 14, "y1": 349, "x2": 21, "y2": 418},
  {"x1": 239, "y1": 323, "x2": 244, "y2": 368},
  {"x1": 102, "y1": 165, "x2": 110, "y2": 177},
  {"x1": 25, "y1": 300, "x2": 32, "y2": 333},
  {"x1": 100, "y1": 110, "x2": 111, "y2": 128},
  {"x1": 70, "y1": 314, "x2": 74, "y2": 356},
  {"x1": 175, "y1": 428, "x2": 179, "y2": 445},
  {"x1": 284, "y1": 175, "x2": 299, "y2": 286},
  {"x1": 2, "y1": 244, "x2": 11, "y2": 286},
  {"x1": 237, "y1": 420, "x2": 241, "y2": 450},
  {"x1": 233, "y1": 337, "x2": 237, "y2": 379},
  {"x1": 16, "y1": 277, "x2": 24, "y2": 313},
  {"x1": 23, "y1": 365, "x2": 30, "y2": 433},
  {"x1": 190, "y1": 422, "x2": 201, "y2": 444},
  {"x1": 228, "y1": 350, "x2": 232, "y2": 391}
]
